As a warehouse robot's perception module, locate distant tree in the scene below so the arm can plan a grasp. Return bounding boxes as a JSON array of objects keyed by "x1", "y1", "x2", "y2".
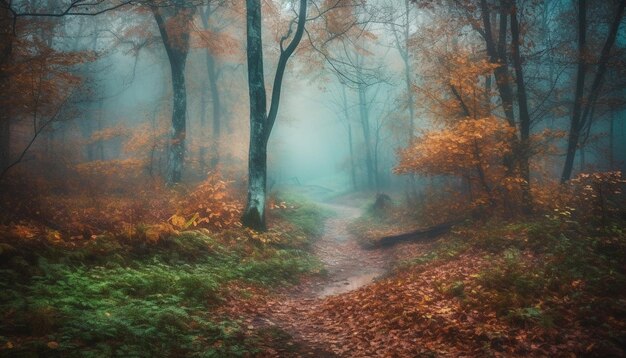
[
  {"x1": 194, "y1": 1, "x2": 240, "y2": 170},
  {"x1": 199, "y1": 3, "x2": 223, "y2": 169},
  {"x1": 383, "y1": 0, "x2": 416, "y2": 138},
  {"x1": 151, "y1": 4, "x2": 196, "y2": 184},
  {"x1": 560, "y1": 0, "x2": 625, "y2": 182},
  {"x1": 0, "y1": 8, "x2": 90, "y2": 180},
  {"x1": 305, "y1": 0, "x2": 387, "y2": 190}
]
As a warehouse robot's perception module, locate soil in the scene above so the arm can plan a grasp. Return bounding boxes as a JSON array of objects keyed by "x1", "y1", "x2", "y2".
[
  {"x1": 301, "y1": 203, "x2": 389, "y2": 298},
  {"x1": 241, "y1": 202, "x2": 400, "y2": 357}
]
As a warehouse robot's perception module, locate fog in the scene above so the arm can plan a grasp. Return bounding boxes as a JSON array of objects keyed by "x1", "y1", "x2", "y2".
[
  {"x1": 2, "y1": 0, "x2": 625, "y2": 211},
  {"x1": 2, "y1": 1, "x2": 626, "y2": 356}
]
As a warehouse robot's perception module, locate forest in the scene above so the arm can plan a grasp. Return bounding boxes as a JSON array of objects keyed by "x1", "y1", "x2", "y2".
[{"x1": 0, "y1": 0, "x2": 625, "y2": 356}]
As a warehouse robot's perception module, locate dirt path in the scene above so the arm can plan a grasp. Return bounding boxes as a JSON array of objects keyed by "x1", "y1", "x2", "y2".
[
  {"x1": 244, "y1": 202, "x2": 393, "y2": 356},
  {"x1": 302, "y1": 203, "x2": 389, "y2": 298}
]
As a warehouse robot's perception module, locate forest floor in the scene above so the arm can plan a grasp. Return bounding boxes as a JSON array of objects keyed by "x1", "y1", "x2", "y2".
[
  {"x1": 218, "y1": 197, "x2": 626, "y2": 357},
  {"x1": 219, "y1": 200, "x2": 438, "y2": 356},
  {"x1": 1, "y1": 190, "x2": 623, "y2": 357}
]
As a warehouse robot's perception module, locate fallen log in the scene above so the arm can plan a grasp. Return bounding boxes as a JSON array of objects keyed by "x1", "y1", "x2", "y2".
[{"x1": 374, "y1": 220, "x2": 460, "y2": 248}]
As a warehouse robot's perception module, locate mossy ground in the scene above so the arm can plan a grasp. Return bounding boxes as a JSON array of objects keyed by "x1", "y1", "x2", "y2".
[{"x1": 0, "y1": 196, "x2": 330, "y2": 357}]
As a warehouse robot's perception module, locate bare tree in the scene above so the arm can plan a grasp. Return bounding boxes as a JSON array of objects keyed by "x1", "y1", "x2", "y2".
[{"x1": 242, "y1": 0, "x2": 307, "y2": 230}]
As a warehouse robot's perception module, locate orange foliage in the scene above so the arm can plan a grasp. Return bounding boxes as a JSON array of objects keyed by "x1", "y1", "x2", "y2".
[
  {"x1": 0, "y1": 166, "x2": 243, "y2": 241},
  {"x1": 396, "y1": 117, "x2": 521, "y2": 215},
  {"x1": 173, "y1": 173, "x2": 243, "y2": 230},
  {"x1": 396, "y1": 117, "x2": 513, "y2": 177},
  {"x1": 162, "y1": 8, "x2": 195, "y2": 50},
  {"x1": 191, "y1": 28, "x2": 240, "y2": 58},
  {"x1": 323, "y1": 0, "x2": 356, "y2": 35},
  {"x1": 1, "y1": 20, "x2": 94, "y2": 151},
  {"x1": 533, "y1": 171, "x2": 626, "y2": 223}
]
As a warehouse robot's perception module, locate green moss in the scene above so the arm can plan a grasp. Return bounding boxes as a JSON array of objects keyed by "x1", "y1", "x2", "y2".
[
  {"x1": 271, "y1": 192, "x2": 333, "y2": 239},
  {"x1": 0, "y1": 230, "x2": 320, "y2": 356}
]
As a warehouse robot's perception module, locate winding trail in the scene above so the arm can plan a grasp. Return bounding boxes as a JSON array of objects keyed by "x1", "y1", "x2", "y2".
[
  {"x1": 304, "y1": 203, "x2": 389, "y2": 298},
  {"x1": 246, "y1": 202, "x2": 393, "y2": 356}
]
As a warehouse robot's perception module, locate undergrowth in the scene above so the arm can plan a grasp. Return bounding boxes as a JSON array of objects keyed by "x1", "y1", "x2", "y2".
[
  {"x1": 0, "y1": 195, "x2": 328, "y2": 357},
  {"x1": 394, "y1": 215, "x2": 626, "y2": 354},
  {"x1": 467, "y1": 218, "x2": 626, "y2": 329},
  {"x1": 270, "y1": 191, "x2": 333, "y2": 239},
  {"x1": 348, "y1": 194, "x2": 424, "y2": 248}
]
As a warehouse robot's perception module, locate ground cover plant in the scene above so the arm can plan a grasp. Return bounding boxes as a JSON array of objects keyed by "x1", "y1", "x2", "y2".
[{"x1": 0, "y1": 188, "x2": 327, "y2": 357}]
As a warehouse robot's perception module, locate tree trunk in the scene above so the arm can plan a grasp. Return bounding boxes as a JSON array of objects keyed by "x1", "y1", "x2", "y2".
[
  {"x1": 561, "y1": 0, "x2": 587, "y2": 183},
  {"x1": 167, "y1": 55, "x2": 187, "y2": 183},
  {"x1": 561, "y1": 0, "x2": 625, "y2": 182},
  {"x1": 243, "y1": 117, "x2": 268, "y2": 230},
  {"x1": 242, "y1": 0, "x2": 269, "y2": 230},
  {"x1": 207, "y1": 53, "x2": 221, "y2": 168},
  {"x1": 479, "y1": 0, "x2": 521, "y2": 178},
  {"x1": 200, "y1": 8, "x2": 222, "y2": 168},
  {"x1": 480, "y1": 0, "x2": 516, "y2": 127},
  {"x1": 374, "y1": 124, "x2": 381, "y2": 190},
  {"x1": 200, "y1": 83, "x2": 208, "y2": 172},
  {"x1": 348, "y1": 122, "x2": 357, "y2": 190},
  {"x1": 242, "y1": 0, "x2": 307, "y2": 230},
  {"x1": 579, "y1": 145, "x2": 585, "y2": 172},
  {"x1": 403, "y1": 0, "x2": 414, "y2": 137},
  {"x1": 510, "y1": 1, "x2": 532, "y2": 213},
  {"x1": 341, "y1": 85, "x2": 357, "y2": 190},
  {"x1": 357, "y1": 80, "x2": 375, "y2": 189},
  {"x1": 153, "y1": 7, "x2": 192, "y2": 184}
]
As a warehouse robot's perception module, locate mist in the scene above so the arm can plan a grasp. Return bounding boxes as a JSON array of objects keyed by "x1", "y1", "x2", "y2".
[{"x1": 1, "y1": 0, "x2": 625, "y2": 356}]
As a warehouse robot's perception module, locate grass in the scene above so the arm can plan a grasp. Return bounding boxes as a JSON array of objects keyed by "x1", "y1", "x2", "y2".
[
  {"x1": 270, "y1": 191, "x2": 334, "y2": 239},
  {"x1": 0, "y1": 196, "x2": 329, "y2": 357}
]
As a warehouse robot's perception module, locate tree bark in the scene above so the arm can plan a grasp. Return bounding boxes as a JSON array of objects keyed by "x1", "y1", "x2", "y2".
[
  {"x1": 561, "y1": 0, "x2": 625, "y2": 182},
  {"x1": 242, "y1": 0, "x2": 268, "y2": 230},
  {"x1": 480, "y1": 0, "x2": 516, "y2": 128},
  {"x1": 478, "y1": 0, "x2": 522, "y2": 180},
  {"x1": 509, "y1": 1, "x2": 532, "y2": 213},
  {"x1": 357, "y1": 78, "x2": 375, "y2": 189},
  {"x1": 561, "y1": 0, "x2": 587, "y2": 183},
  {"x1": 153, "y1": 6, "x2": 193, "y2": 184},
  {"x1": 341, "y1": 85, "x2": 357, "y2": 190},
  {"x1": 207, "y1": 53, "x2": 221, "y2": 168},
  {"x1": 200, "y1": 7, "x2": 222, "y2": 168},
  {"x1": 242, "y1": 0, "x2": 307, "y2": 230}
]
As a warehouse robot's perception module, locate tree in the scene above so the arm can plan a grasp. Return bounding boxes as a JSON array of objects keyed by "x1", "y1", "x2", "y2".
[
  {"x1": 424, "y1": 0, "x2": 567, "y2": 211},
  {"x1": 384, "y1": 0, "x2": 416, "y2": 137},
  {"x1": 152, "y1": 4, "x2": 196, "y2": 184},
  {"x1": 241, "y1": 0, "x2": 307, "y2": 230},
  {"x1": 560, "y1": 0, "x2": 625, "y2": 182},
  {"x1": 194, "y1": 0, "x2": 238, "y2": 169},
  {"x1": 199, "y1": 4, "x2": 223, "y2": 169},
  {"x1": 0, "y1": 7, "x2": 90, "y2": 180}
]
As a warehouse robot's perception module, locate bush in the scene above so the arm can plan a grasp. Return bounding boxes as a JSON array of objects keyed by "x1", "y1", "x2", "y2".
[{"x1": 0, "y1": 229, "x2": 321, "y2": 356}]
